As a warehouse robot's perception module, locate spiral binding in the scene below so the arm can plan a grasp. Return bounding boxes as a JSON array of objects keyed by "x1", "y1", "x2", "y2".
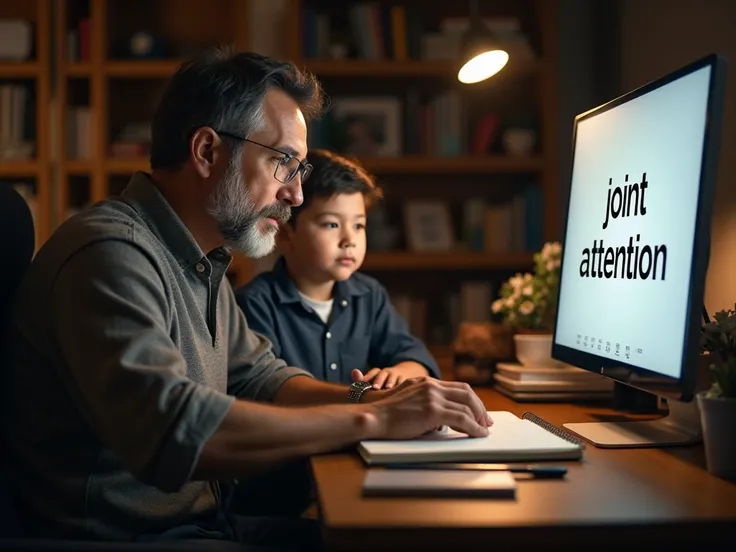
[{"x1": 521, "y1": 412, "x2": 586, "y2": 449}]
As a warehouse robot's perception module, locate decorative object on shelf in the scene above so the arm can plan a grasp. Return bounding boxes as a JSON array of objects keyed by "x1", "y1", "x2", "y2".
[
  {"x1": 457, "y1": 0, "x2": 509, "y2": 84},
  {"x1": 328, "y1": 43, "x2": 348, "y2": 59},
  {"x1": 697, "y1": 305, "x2": 736, "y2": 479},
  {"x1": 128, "y1": 31, "x2": 166, "y2": 59},
  {"x1": 109, "y1": 122, "x2": 152, "y2": 159},
  {"x1": 330, "y1": 96, "x2": 402, "y2": 157},
  {"x1": 0, "y1": 19, "x2": 32, "y2": 61},
  {"x1": 366, "y1": 206, "x2": 399, "y2": 251},
  {"x1": 502, "y1": 128, "x2": 537, "y2": 156},
  {"x1": 491, "y1": 241, "x2": 562, "y2": 367},
  {"x1": 404, "y1": 200, "x2": 454, "y2": 253},
  {"x1": 109, "y1": 31, "x2": 166, "y2": 60},
  {"x1": 451, "y1": 321, "x2": 515, "y2": 385}
]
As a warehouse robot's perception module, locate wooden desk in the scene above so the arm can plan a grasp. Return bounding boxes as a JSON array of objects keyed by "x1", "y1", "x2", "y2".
[{"x1": 311, "y1": 388, "x2": 736, "y2": 551}]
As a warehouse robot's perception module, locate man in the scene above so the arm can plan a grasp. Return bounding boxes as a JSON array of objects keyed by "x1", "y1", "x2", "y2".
[{"x1": 2, "y1": 49, "x2": 492, "y2": 551}]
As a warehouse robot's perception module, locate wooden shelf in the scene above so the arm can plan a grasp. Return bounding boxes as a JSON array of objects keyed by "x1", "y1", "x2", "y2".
[
  {"x1": 301, "y1": 59, "x2": 542, "y2": 78},
  {"x1": 104, "y1": 60, "x2": 183, "y2": 78},
  {"x1": 62, "y1": 160, "x2": 93, "y2": 174},
  {"x1": 100, "y1": 155, "x2": 540, "y2": 175},
  {"x1": 64, "y1": 63, "x2": 92, "y2": 77},
  {"x1": 0, "y1": 160, "x2": 40, "y2": 177},
  {"x1": 0, "y1": 62, "x2": 39, "y2": 78},
  {"x1": 104, "y1": 158, "x2": 150, "y2": 173},
  {"x1": 362, "y1": 251, "x2": 533, "y2": 270},
  {"x1": 359, "y1": 155, "x2": 543, "y2": 174}
]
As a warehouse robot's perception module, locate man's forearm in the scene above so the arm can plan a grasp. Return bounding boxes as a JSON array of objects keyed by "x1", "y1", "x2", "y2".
[
  {"x1": 273, "y1": 374, "x2": 384, "y2": 406},
  {"x1": 194, "y1": 398, "x2": 380, "y2": 481}
]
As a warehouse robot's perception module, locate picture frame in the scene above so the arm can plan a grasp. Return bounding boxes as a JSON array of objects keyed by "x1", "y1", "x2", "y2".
[
  {"x1": 404, "y1": 200, "x2": 455, "y2": 252},
  {"x1": 330, "y1": 96, "x2": 402, "y2": 156}
]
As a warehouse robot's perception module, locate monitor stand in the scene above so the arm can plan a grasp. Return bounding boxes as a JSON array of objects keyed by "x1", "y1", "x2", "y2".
[{"x1": 562, "y1": 397, "x2": 702, "y2": 448}]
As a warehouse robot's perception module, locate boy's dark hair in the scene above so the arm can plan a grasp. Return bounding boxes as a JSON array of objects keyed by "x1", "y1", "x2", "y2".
[
  {"x1": 289, "y1": 149, "x2": 384, "y2": 226},
  {"x1": 150, "y1": 47, "x2": 324, "y2": 170}
]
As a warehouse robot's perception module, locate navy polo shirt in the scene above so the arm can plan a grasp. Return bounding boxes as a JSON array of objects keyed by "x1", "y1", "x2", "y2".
[{"x1": 235, "y1": 257, "x2": 440, "y2": 384}]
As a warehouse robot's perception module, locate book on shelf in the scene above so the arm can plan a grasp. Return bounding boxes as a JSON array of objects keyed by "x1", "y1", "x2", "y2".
[
  {"x1": 0, "y1": 83, "x2": 35, "y2": 161},
  {"x1": 66, "y1": 106, "x2": 92, "y2": 159},
  {"x1": 302, "y1": 3, "x2": 422, "y2": 61},
  {"x1": 390, "y1": 280, "x2": 493, "y2": 346},
  {"x1": 300, "y1": 4, "x2": 535, "y2": 63}
]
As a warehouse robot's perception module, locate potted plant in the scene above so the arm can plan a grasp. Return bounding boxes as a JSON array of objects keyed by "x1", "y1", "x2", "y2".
[
  {"x1": 491, "y1": 241, "x2": 562, "y2": 368},
  {"x1": 697, "y1": 305, "x2": 736, "y2": 479}
]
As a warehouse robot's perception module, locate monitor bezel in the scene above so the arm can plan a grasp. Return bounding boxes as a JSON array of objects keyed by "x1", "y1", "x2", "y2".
[{"x1": 551, "y1": 53, "x2": 727, "y2": 402}]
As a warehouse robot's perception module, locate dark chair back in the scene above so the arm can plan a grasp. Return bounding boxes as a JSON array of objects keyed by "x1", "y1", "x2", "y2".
[
  {"x1": 0, "y1": 182, "x2": 35, "y2": 355},
  {"x1": 0, "y1": 183, "x2": 36, "y2": 538}
]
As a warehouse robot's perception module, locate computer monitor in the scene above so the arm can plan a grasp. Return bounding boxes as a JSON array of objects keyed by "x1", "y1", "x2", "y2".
[{"x1": 551, "y1": 53, "x2": 727, "y2": 448}]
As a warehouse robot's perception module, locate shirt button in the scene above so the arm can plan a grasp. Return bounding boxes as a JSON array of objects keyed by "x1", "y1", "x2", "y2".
[
  {"x1": 341, "y1": 300, "x2": 348, "y2": 307},
  {"x1": 195, "y1": 263, "x2": 205, "y2": 273},
  {"x1": 330, "y1": 363, "x2": 337, "y2": 370},
  {"x1": 326, "y1": 332, "x2": 332, "y2": 339}
]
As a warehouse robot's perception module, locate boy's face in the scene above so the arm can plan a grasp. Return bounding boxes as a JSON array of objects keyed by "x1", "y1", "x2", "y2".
[{"x1": 280, "y1": 192, "x2": 367, "y2": 283}]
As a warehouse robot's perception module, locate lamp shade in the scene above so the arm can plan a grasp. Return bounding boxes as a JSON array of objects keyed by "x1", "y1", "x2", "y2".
[{"x1": 457, "y1": 19, "x2": 509, "y2": 84}]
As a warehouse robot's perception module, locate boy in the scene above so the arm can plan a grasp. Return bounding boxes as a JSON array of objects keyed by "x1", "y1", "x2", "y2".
[{"x1": 235, "y1": 149, "x2": 440, "y2": 389}]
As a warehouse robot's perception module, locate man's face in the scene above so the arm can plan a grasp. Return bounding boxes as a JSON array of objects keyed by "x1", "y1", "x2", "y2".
[{"x1": 206, "y1": 89, "x2": 308, "y2": 258}]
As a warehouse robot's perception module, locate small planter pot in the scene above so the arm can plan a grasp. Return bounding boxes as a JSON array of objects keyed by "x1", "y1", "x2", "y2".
[
  {"x1": 513, "y1": 332, "x2": 561, "y2": 368},
  {"x1": 696, "y1": 391, "x2": 736, "y2": 480}
]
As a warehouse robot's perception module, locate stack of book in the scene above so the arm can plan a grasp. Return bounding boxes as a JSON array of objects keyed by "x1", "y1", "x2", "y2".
[{"x1": 493, "y1": 362, "x2": 614, "y2": 402}]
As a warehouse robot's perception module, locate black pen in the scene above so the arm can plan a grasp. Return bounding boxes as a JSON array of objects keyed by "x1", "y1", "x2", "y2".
[{"x1": 384, "y1": 463, "x2": 568, "y2": 479}]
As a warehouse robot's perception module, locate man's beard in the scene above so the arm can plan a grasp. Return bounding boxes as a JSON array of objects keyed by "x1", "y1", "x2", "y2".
[{"x1": 206, "y1": 159, "x2": 291, "y2": 258}]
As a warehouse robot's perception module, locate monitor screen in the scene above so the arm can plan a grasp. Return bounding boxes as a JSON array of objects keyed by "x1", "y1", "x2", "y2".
[{"x1": 552, "y1": 54, "x2": 726, "y2": 401}]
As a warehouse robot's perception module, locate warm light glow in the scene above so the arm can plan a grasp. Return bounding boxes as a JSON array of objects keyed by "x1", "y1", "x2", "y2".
[{"x1": 458, "y1": 50, "x2": 509, "y2": 84}]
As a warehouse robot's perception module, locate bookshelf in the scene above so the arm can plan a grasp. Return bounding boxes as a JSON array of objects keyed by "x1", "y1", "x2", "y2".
[
  {"x1": 54, "y1": 0, "x2": 255, "y2": 284},
  {"x1": 0, "y1": 0, "x2": 51, "y2": 248},
  {"x1": 47, "y1": 0, "x2": 560, "y2": 362},
  {"x1": 282, "y1": 0, "x2": 559, "y2": 353}
]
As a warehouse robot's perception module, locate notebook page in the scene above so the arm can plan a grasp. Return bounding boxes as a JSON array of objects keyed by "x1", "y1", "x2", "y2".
[{"x1": 359, "y1": 410, "x2": 579, "y2": 461}]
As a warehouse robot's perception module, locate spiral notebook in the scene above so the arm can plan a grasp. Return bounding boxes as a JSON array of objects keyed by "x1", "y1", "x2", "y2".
[{"x1": 358, "y1": 411, "x2": 584, "y2": 465}]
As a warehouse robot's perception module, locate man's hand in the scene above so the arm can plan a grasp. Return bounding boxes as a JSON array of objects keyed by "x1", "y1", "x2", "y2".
[
  {"x1": 351, "y1": 362, "x2": 429, "y2": 390},
  {"x1": 363, "y1": 377, "x2": 494, "y2": 440}
]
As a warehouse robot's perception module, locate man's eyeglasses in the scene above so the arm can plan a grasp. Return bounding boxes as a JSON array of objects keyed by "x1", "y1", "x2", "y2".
[{"x1": 216, "y1": 130, "x2": 312, "y2": 184}]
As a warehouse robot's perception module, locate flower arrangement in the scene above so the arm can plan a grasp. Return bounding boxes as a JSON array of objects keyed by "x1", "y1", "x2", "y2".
[
  {"x1": 491, "y1": 241, "x2": 562, "y2": 331},
  {"x1": 700, "y1": 305, "x2": 736, "y2": 398}
]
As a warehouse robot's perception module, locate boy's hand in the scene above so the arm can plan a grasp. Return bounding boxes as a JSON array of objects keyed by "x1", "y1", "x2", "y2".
[{"x1": 352, "y1": 362, "x2": 430, "y2": 390}]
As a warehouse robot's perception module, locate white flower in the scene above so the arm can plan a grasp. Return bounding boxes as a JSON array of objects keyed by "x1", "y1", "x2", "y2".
[
  {"x1": 505, "y1": 297, "x2": 516, "y2": 309},
  {"x1": 491, "y1": 299, "x2": 504, "y2": 313},
  {"x1": 509, "y1": 275, "x2": 524, "y2": 290},
  {"x1": 541, "y1": 241, "x2": 562, "y2": 261},
  {"x1": 522, "y1": 285, "x2": 533, "y2": 296},
  {"x1": 546, "y1": 259, "x2": 559, "y2": 271},
  {"x1": 523, "y1": 273, "x2": 533, "y2": 283},
  {"x1": 519, "y1": 301, "x2": 535, "y2": 315}
]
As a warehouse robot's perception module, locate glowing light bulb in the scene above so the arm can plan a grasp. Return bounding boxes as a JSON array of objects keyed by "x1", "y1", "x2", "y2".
[{"x1": 458, "y1": 50, "x2": 509, "y2": 84}]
